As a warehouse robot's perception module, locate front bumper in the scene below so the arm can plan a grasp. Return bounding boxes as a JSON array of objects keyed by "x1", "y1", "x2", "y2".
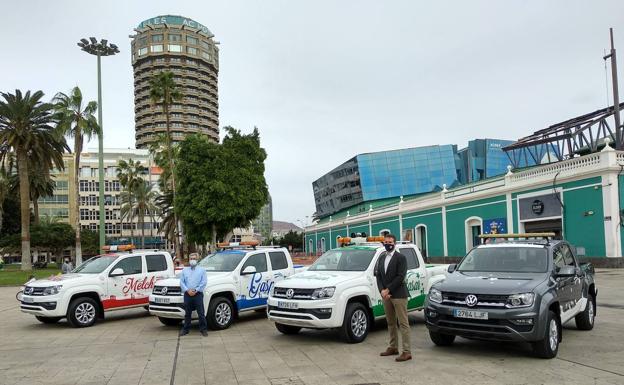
[
  {"x1": 148, "y1": 294, "x2": 185, "y2": 319},
  {"x1": 425, "y1": 300, "x2": 540, "y2": 342},
  {"x1": 20, "y1": 295, "x2": 65, "y2": 317},
  {"x1": 266, "y1": 296, "x2": 340, "y2": 329}
]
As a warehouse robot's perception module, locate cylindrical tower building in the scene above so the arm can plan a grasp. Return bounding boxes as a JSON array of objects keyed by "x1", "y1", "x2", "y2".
[{"x1": 131, "y1": 15, "x2": 219, "y2": 148}]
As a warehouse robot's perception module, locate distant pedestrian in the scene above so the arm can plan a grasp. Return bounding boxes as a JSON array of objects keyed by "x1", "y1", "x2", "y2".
[
  {"x1": 61, "y1": 258, "x2": 74, "y2": 274},
  {"x1": 375, "y1": 234, "x2": 412, "y2": 362},
  {"x1": 179, "y1": 253, "x2": 208, "y2": 337}
]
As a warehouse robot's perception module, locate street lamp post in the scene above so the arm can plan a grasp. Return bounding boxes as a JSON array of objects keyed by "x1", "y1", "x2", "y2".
[{"x1": 77, "y1": 38, "x2": 119, "y2": 252}]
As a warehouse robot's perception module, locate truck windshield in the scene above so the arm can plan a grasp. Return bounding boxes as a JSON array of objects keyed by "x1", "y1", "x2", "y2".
[
  {"x1": 308, "y1": 249, "x2": 376, "y2": 271},
  {"x1": 73, "y1": 255, "x2": 118, "y2": 274},
  {"x1": 458, "y1": 247, "x2": 549, "y2": 273},
  {"x1": 199, "y1": 252, "x2": 245, "y2": 272}
]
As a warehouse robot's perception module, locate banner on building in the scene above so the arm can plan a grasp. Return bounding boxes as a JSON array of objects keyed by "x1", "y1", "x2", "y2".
[{"x1": 484, "y1": 218, "x2": 506, "y2": 234}]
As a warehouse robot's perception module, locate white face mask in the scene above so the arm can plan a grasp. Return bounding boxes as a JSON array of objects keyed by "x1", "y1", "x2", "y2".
[{"x1": 189, "y1": 259, "x2": 198, "y2": 267}]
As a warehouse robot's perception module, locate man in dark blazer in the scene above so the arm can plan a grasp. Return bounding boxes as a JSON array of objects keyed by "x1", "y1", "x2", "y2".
[{"x1": 375, "y1": 233, "x2": 412, "y2": 362}]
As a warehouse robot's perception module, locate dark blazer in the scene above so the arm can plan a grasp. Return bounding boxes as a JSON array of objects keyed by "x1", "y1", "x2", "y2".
[{"x1": 375, "y1": 250, "x2": 409, "y2": 299}]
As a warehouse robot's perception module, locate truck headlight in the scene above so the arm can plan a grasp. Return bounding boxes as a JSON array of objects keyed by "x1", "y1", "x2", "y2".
[
  {"x1": 311, "y1": 287, "x2": 335, "y2": 299},
  {"x1": 42, "y1": 285, "x2": 62, "y2": 296},
  {"x1": 429, "y1": 288, "x2": 443, "y2": 303},
  {"x1": 269, "y1": 285, "x2": 276, "y2": 297},
  {"x1": 506, "y1": 293, "x2": 534, "y2": 308}
]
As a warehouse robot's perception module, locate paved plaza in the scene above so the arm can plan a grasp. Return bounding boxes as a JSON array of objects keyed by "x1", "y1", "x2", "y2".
[{"x1": 0, "y1": 269, "x2": 622, "y2": 385}]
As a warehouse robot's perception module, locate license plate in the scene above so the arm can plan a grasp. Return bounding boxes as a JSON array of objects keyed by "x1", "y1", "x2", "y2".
[
  {"x1": 454, "y1": 309, "x2": 488, "y2": 320},
  {"x1": 22, "y1": 296, "x2": 34, "y2": 303},
  {"x1": 154, "y1": 297, "x2": 170, "y2": 304},
  {"x1": 277, "y1": 301, "x2": 298, "y2": 310}
]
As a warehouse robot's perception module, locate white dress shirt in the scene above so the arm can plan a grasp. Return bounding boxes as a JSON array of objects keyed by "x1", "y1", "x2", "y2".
[{"x1": 384, "y1": 249, "x2": 396, "y2": 273}]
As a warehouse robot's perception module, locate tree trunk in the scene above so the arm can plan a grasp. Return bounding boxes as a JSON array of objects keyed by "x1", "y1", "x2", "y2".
[
  {"x1": 164, "y1": 101, "x2": 180, "y2": 259},
  {"x1": 17, "y1": 150, "x2": 32, "y2": 271},
  {"x1": 140, "y1": 214, "x2": 145, "y2": 249},
  {"x1": 211, "y1": 223, "x2": 217, "y2": 252},
  {"x1": 33, "y1": 199, "x2": 39, "y2": 225},
  {"x1": 74, "y1": 136, "x2": 83, "y2": 265}
]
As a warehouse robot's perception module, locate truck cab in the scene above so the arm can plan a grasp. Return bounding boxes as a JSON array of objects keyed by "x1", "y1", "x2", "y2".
[
  {"x1": 267, "y1": 236, "x2": 448, "y2": 343},
  {"x1": 425, "y1": 233, "x2": 597, "y2": 358},
  {"x1": 149, "y1": 244, "x2": 301, "y2": 330},
  {"x1": 20, "y1": 249, "x2": 175, "y2": 327}
]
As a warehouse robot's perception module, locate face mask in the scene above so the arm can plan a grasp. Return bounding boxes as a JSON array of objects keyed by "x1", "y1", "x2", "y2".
[
  {"x1": 65, "y1": 260, "x2": 69, "y2": 263},
  {"x1": 384, "y1": 244, "x2": 395, "y2": 252},
  {"x1": 189, "y1": 259, "x2": 198, "y2": 267}
]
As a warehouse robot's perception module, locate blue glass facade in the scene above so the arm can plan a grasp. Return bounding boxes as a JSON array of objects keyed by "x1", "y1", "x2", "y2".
[{"x1": 357, "y1": 145, "x2": 458, "y2": 201}]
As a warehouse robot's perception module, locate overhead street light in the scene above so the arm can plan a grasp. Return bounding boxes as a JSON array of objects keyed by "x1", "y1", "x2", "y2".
[{"x1": 77, "y1": 37, "x2": 119, "y2": 252}]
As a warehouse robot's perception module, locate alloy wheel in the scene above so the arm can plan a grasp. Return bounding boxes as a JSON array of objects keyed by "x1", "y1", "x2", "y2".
[
  {"x1": 75, "y1": 302, "x2": 96, "y2": 325},
  {"x1": 350, "y1": 309, "x2": 367, "y2": 338},
  {"x1": 215, "y1": 303, "x2": 232, "y2": 326}
]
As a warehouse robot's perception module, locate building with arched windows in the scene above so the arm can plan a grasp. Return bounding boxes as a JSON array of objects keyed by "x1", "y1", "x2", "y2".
[{"x1": 130, "y1": 15, "x2": 219, "y2": 148}]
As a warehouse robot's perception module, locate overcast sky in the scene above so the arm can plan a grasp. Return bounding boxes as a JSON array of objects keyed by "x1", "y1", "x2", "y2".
[{"x1": 1, "y1": 1, "x2": 623, "y2": 226}]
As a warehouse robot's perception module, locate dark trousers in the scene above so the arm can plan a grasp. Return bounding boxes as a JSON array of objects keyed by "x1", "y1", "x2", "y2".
[{"x1": 183, "y1": 292, "x2": 207, "y2": 332}]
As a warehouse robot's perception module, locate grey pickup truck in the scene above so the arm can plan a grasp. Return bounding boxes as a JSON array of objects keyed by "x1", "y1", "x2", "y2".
[{"x1": 424, "y1": 233, "x2": 597, "y2": 358}]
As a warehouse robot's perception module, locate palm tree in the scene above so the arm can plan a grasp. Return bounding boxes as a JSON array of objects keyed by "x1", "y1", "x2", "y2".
[
  {"x1": 53, "y1": 87, "x2": 99, "y2": 265},
  {"x1": 0, "y1": 169, "x2": 8, "y2": 233},
  {"x1": 149, "y1": 71, "x2": 182, "y2": 255},
  {"x1": 116, "y1": 158, "x2": 145, "y2": 243},
  {"x1": 8, "y1": 162, "x2": 55, "y2": 225},
  {"x1": 119, "y1": 190, "x2": 136, "y2": 245},
  {"x1": 0, "y1": 90, "x2": 68, "y2": 271},
  {"x1": 131, "y1": 180, "x2": 158, "y2": 249}
]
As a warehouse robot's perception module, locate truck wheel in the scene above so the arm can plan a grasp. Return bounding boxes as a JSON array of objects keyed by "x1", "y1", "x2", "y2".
[
  {"x1": 532, "y1": 311, "x2": 560, "y2": 359},
  {"x1": 275, "y1": 323, "x2": 301, "y2": 335},
  {"x1": 575, "y1": 295, "x2": 596, "y2": 331},
  {"x1": 158, "y1": 317, "x2": 182, "y2": 326},
  {"x1": 35, "y1": 316, "x2": 62, "y2": 324},
  {"x1": 67, "y1": 297, "x2": 99, "y2": 328},
  {"x1": 207, "y1": 296, "x2": 234, "y2": 330},
  {"x1": 339, "y1": 302, "x2": 370, "y2": 343},
  {"x1": 429, "y1": 330, "x2": 456, "y2": 346}
]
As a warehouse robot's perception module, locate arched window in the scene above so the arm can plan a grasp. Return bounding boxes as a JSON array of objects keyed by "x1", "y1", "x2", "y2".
[
  {"x1": 308, "y1": 239, "x2": 314, "y2": 255},
  {"x1": 320, "y1": 237, "x2": 326, "y2": 253},
  {"x1": 465, "y1": 217, "x2": 483, "y2": 253}
]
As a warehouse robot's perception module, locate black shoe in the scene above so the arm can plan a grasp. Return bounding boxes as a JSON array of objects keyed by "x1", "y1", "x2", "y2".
[
  {"x1": 179, "y1": 330, "x2": 189, "y2": 336},
  {"x1": 201, "y1": 330, "x2": 208, "y2": 337}
]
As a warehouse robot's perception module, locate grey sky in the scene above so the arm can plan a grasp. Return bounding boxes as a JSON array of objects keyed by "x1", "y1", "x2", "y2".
[{"x1": 1, "y1": 0, "x2": 623, "y2": 226}]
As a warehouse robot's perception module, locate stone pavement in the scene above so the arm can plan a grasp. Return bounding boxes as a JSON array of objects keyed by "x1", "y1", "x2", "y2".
[{"x1": 0, "y1": 269, "x2": 623, "y2": 385}]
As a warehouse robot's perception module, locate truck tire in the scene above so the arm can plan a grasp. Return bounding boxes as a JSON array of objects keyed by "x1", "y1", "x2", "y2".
[
  {"x1": 575, "y1": 295, "x2": 596, "y2": 331},
  {"x1": 339, "y1": 302, "x2": 370, "y2": 343},
  {"x1": 35, "y1": 316, "x2": 62, "y2": 324},
  {"x1": 532, "y1": 310, "x2": 560, "y2": 359},
  {"x1": 207, "y1": 296, "x2": 234, "y2": 330},
  {"x1": 275, "y1": 323, "x2": 301, "y2": 335},
  {"x1": 67, "y1": 297, "x2": 99, "y2": 328},
  {"x1": 429, "y1": 330, "x2": 456, "y2": 346},
  {"x1": 158, "y1": 317, "x2": 182, "y2": 326}
]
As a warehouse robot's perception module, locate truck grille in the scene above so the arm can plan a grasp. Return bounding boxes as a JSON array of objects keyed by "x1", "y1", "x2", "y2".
[
  {"x1": 273, "y1": 288, "x2": 316, "y2": 300},
  {"x1": 442, "y1": 292, "x2": 508, "y2": 308},
  {"x1": 152, "y1": 286, "x2": 182, "y2": 296},
  {"x1": 23, "y1": 286, "x2": 46, "y2": 296}
]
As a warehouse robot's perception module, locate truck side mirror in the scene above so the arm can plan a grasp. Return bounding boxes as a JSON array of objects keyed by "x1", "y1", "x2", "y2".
[
  {"x1": 110, "y1": 268, "x2": 125, "y2": 277},
  {"x1": 241, "y1": 266, "x2": 257, "y2": 275},
  {"x1": 447, "y1": 264, "x2": 456, "y2": 273},
  {"x1": 556, "y1": 265, "x2": 575, "y2": 277}
]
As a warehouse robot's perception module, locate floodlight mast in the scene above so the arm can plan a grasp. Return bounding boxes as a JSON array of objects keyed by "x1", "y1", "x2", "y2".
[{"x1": 76, "y1": 37, "x2": 119, "y2": 253}]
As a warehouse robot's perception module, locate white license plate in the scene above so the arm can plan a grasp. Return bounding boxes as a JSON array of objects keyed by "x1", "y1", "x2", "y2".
[
  {"x1": 454, "y1": 309, "x2": 488, "y2": 320},
  {"x1": 22, "y1": 296, "x2": 34, "y2": 303},
  {"x1": 154, "y1": 297, "x2": 170, "y2": 304},
  {"x1": 277, "y1": 301, "x2": 298, "y2": 310}
]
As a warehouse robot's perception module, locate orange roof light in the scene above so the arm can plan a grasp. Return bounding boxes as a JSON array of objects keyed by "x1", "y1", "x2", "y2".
[{"x1": 366, "y1": 236, "x2": 385, "y2": 242}]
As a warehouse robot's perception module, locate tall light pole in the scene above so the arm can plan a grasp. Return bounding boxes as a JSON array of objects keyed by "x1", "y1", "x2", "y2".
[
  {"x1": 604, "y1": 28, "x2": 621, "y2": 150},
  {"x1": 77, "y1": 37, "x2": 119, "y2": 251}
]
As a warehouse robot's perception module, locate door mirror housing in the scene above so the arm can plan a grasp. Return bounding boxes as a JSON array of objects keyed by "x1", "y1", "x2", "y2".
[
  {"x1": 556, "y1": 265, "x2": 576, "y2": 277},
  {"x1": 447, "y1": 264, "x2": 457, "y2": 274},
  {"x1": 241, "y1": 266, "x2": 257, "y2": 275},
  {"x1": 110, "y1": 268, "x2": 125, "y2": 277}
]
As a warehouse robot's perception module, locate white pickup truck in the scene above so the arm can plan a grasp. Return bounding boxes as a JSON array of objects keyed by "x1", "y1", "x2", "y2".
[
  {"x1": 20, "y1": 250, "x2": 175, "y2": 327},
  {"x1": 267, "y1": 239, "x2": 448, "y2": 343},
  {"x1": 149, "y1": 246, "x2": 303, "y2": 330}
]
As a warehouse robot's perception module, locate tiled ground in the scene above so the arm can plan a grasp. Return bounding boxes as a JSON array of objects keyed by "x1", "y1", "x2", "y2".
[{"x1": 0, "y1": 269, "x2": 622, "y2": 385}]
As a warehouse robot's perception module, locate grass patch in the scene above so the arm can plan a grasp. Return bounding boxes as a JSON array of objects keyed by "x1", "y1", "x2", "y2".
[{"x1": 0, "y1": 266, "x2": 62, "y2": 286}]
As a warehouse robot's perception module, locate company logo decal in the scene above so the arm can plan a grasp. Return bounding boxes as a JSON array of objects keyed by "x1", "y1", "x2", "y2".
[
  {"x1": 286, "y1": 288, "x2": 294, "y2": 299},
  {"x1": 248, "y1": 273, "x2": 274, "y2": 299},
  {"x1": 122, "y1": 276, "x2": 156, "y2": 295}
]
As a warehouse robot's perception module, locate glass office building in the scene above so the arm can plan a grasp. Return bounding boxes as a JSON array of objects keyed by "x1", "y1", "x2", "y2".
[
  {"x1": 313, "y1": 145, "x2": 459, "y2": 218},
  {"x1": 456, "y1": 139, "x2": 542, "y2": 184}
]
